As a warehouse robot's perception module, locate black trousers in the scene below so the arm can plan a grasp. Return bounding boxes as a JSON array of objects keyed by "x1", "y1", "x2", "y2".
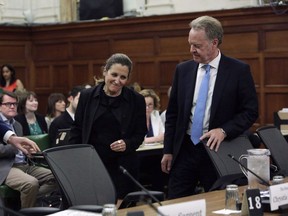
[{"x1": 167, "y1": 135, "x2": 217, "y2": 199}]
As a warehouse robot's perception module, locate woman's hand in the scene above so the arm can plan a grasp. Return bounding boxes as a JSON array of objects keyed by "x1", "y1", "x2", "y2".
[{"x1": 110, "y1": 139, "x2": 126, "y2": 152}]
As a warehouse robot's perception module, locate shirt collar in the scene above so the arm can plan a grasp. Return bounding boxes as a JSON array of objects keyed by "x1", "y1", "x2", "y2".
[
  {"x1": 0, "y1": 113, "x2": 15, "y2": 125},
  {"x1": 199, "y1": 50, "x2": 221, "y2": 70}
]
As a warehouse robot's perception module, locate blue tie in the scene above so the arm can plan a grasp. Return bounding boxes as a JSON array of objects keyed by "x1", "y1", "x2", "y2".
[{"x1": 191, "y1": 64, "x2": 211, "y2": 145}]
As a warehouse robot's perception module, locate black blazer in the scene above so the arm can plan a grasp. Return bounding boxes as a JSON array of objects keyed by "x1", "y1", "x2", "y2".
[
  {"x1": 49, "y1": 110, "x2": 73, "y2": 146},
  {"x1": 14, "y1": 113, "x2": 48, "y2": 136},
  {"x1": 164, "y1": 54, "x2": 259, "y2": 165},
  {"x1": 70, "y1": 83, "x2": 147, "y2": 153}
]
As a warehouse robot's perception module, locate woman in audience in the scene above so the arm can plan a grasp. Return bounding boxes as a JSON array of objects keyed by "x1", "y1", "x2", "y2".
[
  {"x1": 140, "y1": 89, "x2": 165, "y2": 144},
  {"x1": 0, "y1": 64, "x2": 24, "y2": 92},
  {"x1": 69, "y1": 53, "x2": 147, "y2": 199},
  {"x1": 15, "y1": 91, "x2": 48, "y2": 135},
  {"x1": 45, "y1": 93, "x2": 66, "y2": 129}
]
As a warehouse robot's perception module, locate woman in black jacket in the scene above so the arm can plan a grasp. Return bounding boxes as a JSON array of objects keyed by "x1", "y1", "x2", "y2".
[
  {"x1": 15, "y1": 91, "x2": 48, "y2": 136},
  {"x1": 69, "y1": 53, "x2": 147, "y2": 199}
]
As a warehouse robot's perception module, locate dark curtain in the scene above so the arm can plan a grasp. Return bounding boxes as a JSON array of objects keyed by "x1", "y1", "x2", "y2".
[{"x1": 79, "y1": 0, "x2": 123, "y2": 20}]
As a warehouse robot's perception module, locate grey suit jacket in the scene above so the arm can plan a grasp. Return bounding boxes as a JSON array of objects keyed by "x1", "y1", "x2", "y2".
[{"x1": 0, "y1": 119, "x2": 23, "y2": 184}]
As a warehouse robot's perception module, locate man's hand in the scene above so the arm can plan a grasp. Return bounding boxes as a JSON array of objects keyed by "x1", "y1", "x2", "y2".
[
  {"x1": 200, "y1": 128, "x2": 226, "y2": 152},
  {"x1": 8, "y1": 135, "x2": 40, "y2": 155},
  {"x1": 161, "y1": 154, "x2": 173, "y2": 174}
]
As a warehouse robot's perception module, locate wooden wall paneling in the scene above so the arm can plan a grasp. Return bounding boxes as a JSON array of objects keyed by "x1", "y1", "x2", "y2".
[
  {"x1": 71, "y1": 63, "x2": 91, "y2": 87},
  {"x1": 220, "y1": 32, "x2": 259, "y2": 54},
  {"x1": 51, "y1": 64, "x2": 70, "y2": 91},
  {"x1": 34, "y1": 65, "x2": 51, "y2": 89},
  {"x1": 265, "y1": 30, "x2": 288, "y2": 52},
  {"x1": 236, "y1": 56, "x2": 261, "y2": 87},
  {"x1": 158, "y1": 36, "x2": 189, "y2": 55},
  {"x1": 112, "y1": 38, "x2": 155, "y2": 57},
  {"x1": 0, "y1": 42, "x2": 27, "y2": 60},
  {"x1": 37, "y1": 93, "x2": 50, "y2": 116},
  {"x1": 1, "y1": 6, "x2": 288, "y2": 129},
  {"x1": 158, "y1": 60, "x2": 178, "y2": 86},
  {"x1": 135, "y1": 61, "x2": 157, "y2": 88},
  {"x1": 265, "y1": 93, "x2": 288, "y2": 124},
  {"x1": 71, "y1": 40, "x2": 111, "y2": 60},
  {"x1": 33, "y1": 42, "x2": 70, "y2": 61},
  {"x1": 264, "y1": 57, "x2": 288, "y2": 86}
]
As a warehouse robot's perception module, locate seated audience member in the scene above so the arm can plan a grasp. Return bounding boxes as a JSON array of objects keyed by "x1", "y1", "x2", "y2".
[
  {"x1": 0, "y1": 90, "x2": 57, "y2": 208},
  {"x1": 15, "y1": 91, "x2": 48, "y2": 136},
  {"x1": 140, "y1": 89, "x2": 164, "y2": 144},
  {"x1": 49, "y1": 85, "x2": 85, "y2": 146},
  {"x1": 160, "y1": 86, "x2": 172, "y2": 125},
  {"x1": 129, "y1": 82, "x2": 142, "y2": 93},
  {"x1": 0, "y1": 64, "x2": 25, "y2": 92},
  {"x1": 45, "y1": 93, "x2": 66, "y2": 129}
]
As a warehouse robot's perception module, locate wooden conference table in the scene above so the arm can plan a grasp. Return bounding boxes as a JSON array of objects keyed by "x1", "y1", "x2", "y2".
[{"x1": 117, "y1": 185, "x2": 282, "y2": 216}]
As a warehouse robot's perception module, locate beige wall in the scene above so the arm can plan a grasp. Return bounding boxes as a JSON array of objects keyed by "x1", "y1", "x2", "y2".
[{"x1": 0, "y1": 0, "x2": 267, "y2": 24}]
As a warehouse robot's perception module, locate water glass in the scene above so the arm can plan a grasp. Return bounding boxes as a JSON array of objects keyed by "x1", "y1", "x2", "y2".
[
  {"x1": 225, "y1": 184, "x2": 239, "y2": 210},
  {"x1": 272, "y1": 175, "x2": 284, "y2": 185},
  {"x1": 102, "y1": 204, "x2": 117, "y2": 216}
]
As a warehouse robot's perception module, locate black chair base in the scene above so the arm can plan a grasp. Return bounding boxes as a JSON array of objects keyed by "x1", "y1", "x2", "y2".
[{"x1": 19, "y1": 207, "x2": 61, "y2": 216}]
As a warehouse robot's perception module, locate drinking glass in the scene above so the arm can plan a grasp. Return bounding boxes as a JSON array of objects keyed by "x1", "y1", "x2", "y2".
[
  {"x1": 102, "y1": 204, "x2": 117, "y2": 216},
  {"x1": 225, "y1": 184, "x2": 239, "y2": 211}
]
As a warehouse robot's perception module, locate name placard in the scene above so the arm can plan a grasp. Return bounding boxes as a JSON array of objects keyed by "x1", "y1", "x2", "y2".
[
  {"x1": 241, "y1": 189, "x2": 263, "y2": 216},
  {"x1": 157, "y1": 199, "x2": 206, "y2": 216},
  {"x1": 269, "y1": 182, "x2": 288, "y2": 211}
]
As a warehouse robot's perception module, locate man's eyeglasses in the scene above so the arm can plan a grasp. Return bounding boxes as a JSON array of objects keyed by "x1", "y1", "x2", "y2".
[{"x1": 1, "y1": 102, "x2": 18, "y2": 108}]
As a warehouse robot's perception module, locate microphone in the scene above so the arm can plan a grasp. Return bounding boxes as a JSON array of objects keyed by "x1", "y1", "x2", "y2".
[
  {"x1": 227, "y1": 154, "x2": 270, "y2": 187},
  {"x1": 119, "y1": 166, "x2": 165, "y2": 216}
]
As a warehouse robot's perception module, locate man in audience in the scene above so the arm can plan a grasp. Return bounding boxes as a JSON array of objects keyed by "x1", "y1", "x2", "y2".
[
  {"x1": 0, "y1": 90, "x2": 57, "y2": 208},
  {"x1": 49, "y1": 85, "x2": 84, "y2": 146},
  {"x1": 0, "y1": 122, "x2": 39, "y2": 154}
]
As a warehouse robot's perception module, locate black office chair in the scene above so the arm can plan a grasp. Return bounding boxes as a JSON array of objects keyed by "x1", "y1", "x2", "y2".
[
  {"x1": 42, "y1": 144, "x2": 165, "y2": 212},
  {"x1": 256, "y1": 126, "x2": 288, "y2": 176},
  {"x1": 41, "y1": 144, "x2": 116, "y2": 212},
  {"x1": 205, "y1": 135, "x2": 254, "y2": 191}
]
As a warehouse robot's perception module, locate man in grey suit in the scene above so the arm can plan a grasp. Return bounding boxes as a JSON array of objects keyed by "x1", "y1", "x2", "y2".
[
  {"x1": 0, "y1": 91, "x2": 57, "y2": 208},
  {"x1": 0, "y1": 120, "x2": 39, "y2": 154},
  {"x1": 161, "y1": 16, "x2": 258, "y2": 199}
]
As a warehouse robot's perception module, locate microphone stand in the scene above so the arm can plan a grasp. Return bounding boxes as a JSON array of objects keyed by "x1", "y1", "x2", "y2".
[
  {"x1": 227, "y1": 154, "x2": 270, "y2": 186},
  {"x1": 119, "y1": 166, "x2": 166, "y2": 216}
]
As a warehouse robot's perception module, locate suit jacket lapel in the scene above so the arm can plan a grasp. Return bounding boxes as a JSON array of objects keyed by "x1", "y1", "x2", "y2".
[
  {"x1": 13, "y1": 121, "x2": 23, "y2": 136},
  {"x1": 209, "y1": 55, "x2": 230, "y2": 124},
  {"x1": 184, "y1": 62, "x2": 198, "y2": 121}
]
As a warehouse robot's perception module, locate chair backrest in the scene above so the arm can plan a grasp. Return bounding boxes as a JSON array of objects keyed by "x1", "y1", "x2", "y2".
[
  {"x1": 43, "y1": 144, "x2": 117, "y2": 207},
  {"x1": 205, "y1": 135, "x2": 254, "y2": 177},
  {"x1": 25, "y1": 134, "x2": 51, "y2": 151},
  {"x1": 256, "y1": 126, "x2": 288, "y2": 176},
  {"x1": 205, "y1": 135, "x2": 254, "y2": 191}
]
